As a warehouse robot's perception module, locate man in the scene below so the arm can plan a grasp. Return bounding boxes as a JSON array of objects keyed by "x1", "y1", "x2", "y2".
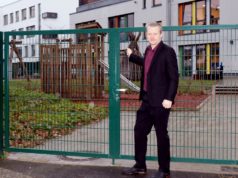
[{"x1": 122, "y1": 22, "x2": 179, "y2": 178}]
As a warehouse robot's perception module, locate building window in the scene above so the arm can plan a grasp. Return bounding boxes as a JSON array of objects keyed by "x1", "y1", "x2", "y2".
[
  {"x1": 143, "y1": 0, "x2": 146, "y2": 9},
  {"x1": 196, "y1": 44, "x2": 206, "y2": 72},
  {"x1": 109, "y1": 13, "x2": 134, "y2": 41},
  {"x1": 152, "y1": 0, "x2": 161, "y2": 7},
  {"x1": 42, "y1": 34, "x2": 58, "y2": 39},
  {"x1": 11, "y1": 30, "x2": 17, "y2": 40},
  {"x1": 180, "y1": 43, "x2": 219, "y2": 77},
  {"x1": 196, "y1": 0, "x2": 206, "y2": 25},
  {"x1": 25, "y1": 46, "x2": 28, "y2": 57},
  {"x1": 29, "y1": 6, "x2": 35, "y2": 18},
  {"x1": 179, "y1": 0, "x2": 220, "y2": 34},
  {"x1": 18, "y1": 28, "x2": 24, "y2": 39},
  {"x1": 210, "y1": 43, "x2": 219, "y2": 69},
  {"x1": 22, "y1": 8, "x2": 27, "y2": 20},
  {"x1": 178, "y1": 2, "x2": 192, "y2": 34},
  {"x1": 42, "y1": 12, "x2": 58, "y2": 19},
  {"x1": 26, "y1": 25, "x2": 35, "y2": 37},
  {"x1": 210, "y1": 0, "x2": 220, "y2": 24},
  {"x1": 182, "y1": 46, "x2": 193, "y2": 77},
  {"x1": 15, "y1": 11, "x2": 19, "y2": 22},
  {"x1": 10, "y1": 13, "x2": 14, "y2": 24},
  {"x1": 4, "y1": 15, "x2": 8, "y2": 25},
  {"x1": 31, "y1": 45, "x2": 36, "y2": 56}
]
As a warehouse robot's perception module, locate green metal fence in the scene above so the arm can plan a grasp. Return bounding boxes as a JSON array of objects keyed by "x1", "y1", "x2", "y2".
[
  {"x1": 1, "y1": 25, "x2": 238, "y2": 164},
  {"x1": 0, "y1": 31, "x2": 3, "y2": 155}
]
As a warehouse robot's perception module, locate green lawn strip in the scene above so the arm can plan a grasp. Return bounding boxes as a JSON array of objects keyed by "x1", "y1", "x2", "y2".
[{"x1": 9, "y1": 80, "x2": 108, "y2": 148}]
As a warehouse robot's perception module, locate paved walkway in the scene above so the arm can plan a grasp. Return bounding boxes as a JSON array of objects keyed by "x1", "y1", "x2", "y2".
[
  {"x1": 2, "y1": 158, "x2": 237, "y2": 178},
  {"x1": 0, "y1": 152, "x2": 237, "y2": 178}
]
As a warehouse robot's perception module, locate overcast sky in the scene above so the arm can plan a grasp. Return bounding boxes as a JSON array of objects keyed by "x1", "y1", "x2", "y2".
[{"x1": 0, "y1": 0, "x2": 18, "y2": 6}]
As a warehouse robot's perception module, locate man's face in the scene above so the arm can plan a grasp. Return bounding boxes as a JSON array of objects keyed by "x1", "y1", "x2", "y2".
[{"x1": 146, "y1": 26, "x2": 162, "y2": 47}]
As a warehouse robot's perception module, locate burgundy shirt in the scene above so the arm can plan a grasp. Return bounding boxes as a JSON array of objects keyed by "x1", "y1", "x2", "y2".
[{"x1": 144, "y1": 43, "x2": 160, "y2": 91}]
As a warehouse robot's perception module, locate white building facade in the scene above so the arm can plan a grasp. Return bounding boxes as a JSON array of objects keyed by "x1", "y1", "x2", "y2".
[
  {"x1": 70, "y1": 0, "x2": 238, "y2": 75},
  {"x1": 0, "y1": 0, "x2": 78, "y2": 78},
  {"x1": 0, "y1": 0, "x2": 78, "y2": 32}
]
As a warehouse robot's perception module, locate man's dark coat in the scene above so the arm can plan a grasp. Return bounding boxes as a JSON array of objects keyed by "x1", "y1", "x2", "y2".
[{"x1": 129, "y1": 41, "x2": 179, "y2": 107}]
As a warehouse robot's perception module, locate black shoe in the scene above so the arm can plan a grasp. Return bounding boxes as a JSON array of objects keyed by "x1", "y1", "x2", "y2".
[
  {"x1": 121, "y1": 166, "x2": 147, "y2": 175},
  {"x1": 150, "y1": 170, "x2": 170, "y2": 178}
]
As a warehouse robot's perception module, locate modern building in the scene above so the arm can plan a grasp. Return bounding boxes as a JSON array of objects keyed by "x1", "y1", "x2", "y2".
[
  {"x1": 70, "y1": 0, "x2": 238, "y2": 75},
  {"x1": 0, "y1": 0, "x2": 78, "y2": 78}
]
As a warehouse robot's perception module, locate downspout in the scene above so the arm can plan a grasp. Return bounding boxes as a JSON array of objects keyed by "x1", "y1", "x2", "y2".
[
  {"x1": 166, "y1": 0, "x2": 172, "y2": 46},
  {"x1": 38, "y1": 3, "x2": 41, "y2": 43}
]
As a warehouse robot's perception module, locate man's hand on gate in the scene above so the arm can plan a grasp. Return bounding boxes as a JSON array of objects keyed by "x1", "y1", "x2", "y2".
[
  {"x1": 162, "y1": 99, "x2": 172, "y2": 109},
  {"x1": 126, "y1": 48, "x2": 132, "y2": 57}
]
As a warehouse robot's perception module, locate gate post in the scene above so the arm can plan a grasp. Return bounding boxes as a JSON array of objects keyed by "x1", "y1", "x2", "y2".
[
  {"x1": 108, "y1": 29, "x2": 121, "y2": 163},
  {"x1": 0, "y1": 31, "x2": 3, "y2": 155}
]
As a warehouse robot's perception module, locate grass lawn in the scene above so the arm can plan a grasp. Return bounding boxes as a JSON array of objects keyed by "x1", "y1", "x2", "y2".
[{"x1": 8, "y1": 79, "x2": 108, "y2": 148}]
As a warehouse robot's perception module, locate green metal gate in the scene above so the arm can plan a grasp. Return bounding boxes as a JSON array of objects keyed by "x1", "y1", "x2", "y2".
[{"x1": 1, "y1": 25, "x2": 238, "y2": 165}]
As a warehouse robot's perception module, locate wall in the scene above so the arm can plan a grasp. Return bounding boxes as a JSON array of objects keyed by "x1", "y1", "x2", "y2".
[{"x1": 70, "y1": 0, "x2": 167, "y2": 29}]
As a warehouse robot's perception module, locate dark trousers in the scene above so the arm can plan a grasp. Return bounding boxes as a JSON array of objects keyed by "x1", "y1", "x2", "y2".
[{"x1": 134, "y1": 94, "x2": 171, "y2": 173}]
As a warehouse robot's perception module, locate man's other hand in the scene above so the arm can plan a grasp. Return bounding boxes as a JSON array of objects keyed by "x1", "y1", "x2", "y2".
[{"x1": 162, "y1": 99, "x2": 172, "y2": 109}]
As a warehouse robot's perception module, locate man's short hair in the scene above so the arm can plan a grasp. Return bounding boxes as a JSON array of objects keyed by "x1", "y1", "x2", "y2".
[{"x1": 146, "y1": 22, "x2": 162, "y2": 33}]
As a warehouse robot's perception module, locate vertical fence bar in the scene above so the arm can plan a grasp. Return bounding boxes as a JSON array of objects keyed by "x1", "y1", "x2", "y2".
[
  {"x1": 4, "y1": 33, "x2": 9, "y2": 149},
  {"x1": 108, "y1": 29, "x2": 120, "y2": 163},
  {"x1": 0, "y1": 32, "x2": 3, "y2": 155}
]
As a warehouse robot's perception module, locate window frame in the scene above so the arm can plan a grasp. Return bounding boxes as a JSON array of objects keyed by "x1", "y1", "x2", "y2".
[
  {"x1": 4, "y1": 15, "x2": 8, "y2": 25},
  {"x1": 24, "y1": 46, "x2": 28, "y2": 57},
  {"x1": 15, "y1": 11, "x2": 19, "y2": 22},
  {"x1": 10, "y1": 13, "x2": 14, "y2": 24},
  {"x1": 29, "y1": 6, "x2": 35, "y2": 18},
  {"x1": 18, "y1": 28, "x2": 24, "y2": 40},
  {"x1": 210, "y1": 0, "x2": 220, "y2": 25},
  {"x1": 196, "y1": 0, "x2": 206, "y2": 26},
  {"x1": 26, "y1": 25, "x2": 35, "y2": 38},
  {"x1": 143, "y1": 0, "x2": 146, "y2": 9},
  {"x1": 108, "y1": 13, "x2": 134, "y2": 41},
  {"x1": 31, "y1": 45, "x2": 36, "y2": 57},
  {"x1": 21, "y1": 8, "x2": 27, "y2": 20},
  {"x1": 152, "y1": 0, "x2": 161, "y2": 7}
]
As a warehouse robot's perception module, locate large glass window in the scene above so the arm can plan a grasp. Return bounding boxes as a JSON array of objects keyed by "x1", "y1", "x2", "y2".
[
  {"x1": 196, "y1": 45, "x2": 206, "y2": 72},
  {"x1": 183, "y1": 46, "x2": 193, "y2": 77},
  {"x1": 178, "y1": 3, "x2": 192, "y2": 34},
  {"x1": 180, "y1": 43, "x2": 220, "y2": 77},
  {"x1": 196, "y1": 0, "x2": 206, "y2": 25},
  {"x1": 210, "y1": 43, "x2": 219, "y2": 69},
  {"x1": 109, "y1": 13, "x2": 134, "y2": 41},
  {"x1": 210, "y1": 0, "x2": 220, "y2": 24},
  {"x1": 179, "y1": 0, "x2": 220, "y2": 35},
  {"x1": 179, "y1": 3, "x2": 192, "y2": 26}
]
